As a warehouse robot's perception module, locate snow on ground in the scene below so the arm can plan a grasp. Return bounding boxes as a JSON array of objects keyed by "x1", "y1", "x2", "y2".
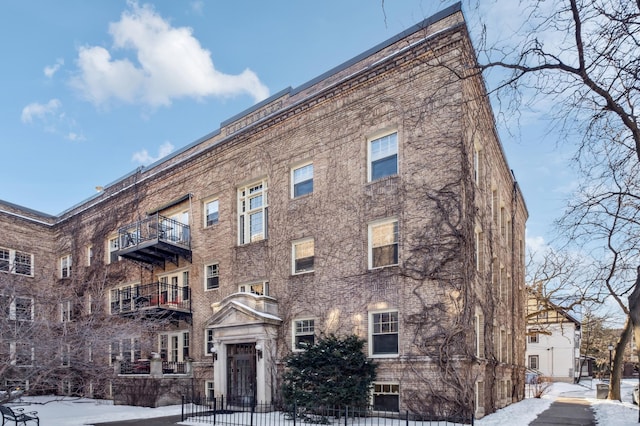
[
  {"x1": 4, "y1": 379, "x2": 640, "y2": 425},
  {"x1": 6, "y1": 396, "x2": 182, "y2": 426}
]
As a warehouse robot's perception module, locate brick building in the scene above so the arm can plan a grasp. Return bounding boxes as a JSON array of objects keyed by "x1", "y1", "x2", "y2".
[{"x1": 0, "y1": 4, "x2": 526, "y2": 418}]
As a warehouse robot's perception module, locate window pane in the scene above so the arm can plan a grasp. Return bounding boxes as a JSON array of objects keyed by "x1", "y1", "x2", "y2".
[
  {"x1": 373, "y1": 394, "x2": 399, "y2": 412},
  {"x1": 293, "y1": 164, "x2": 313, "y2": 197},
  {"x1": 295, "y1": 334, "x2": 315, "y2": 349},
  {"x1": 249, "y1": 211, "x2": 263, "y2": 241},
  {"x1": 15, "y1": 298, "x2": 32, "y2": 320},
  {"x1": 373, "y1": 334, "x2": 398, "y2": 354},
  {"x1": 249, "y1": 194, "x2": 263, "y2": 210},
  {"x1": 294, "y1": 240, "x2": 315, "y2": 273},
  {"x1": 0, "y1": 249, "x2": 9, "y2": 272},
  {"x1": 294, "y1": 179, "x2": 313, "y2": 197},
  {"x1": 14, "y1": 252, "x2": 31, "y2": 275},
  {"x1": 371, "y1": 155, "x2": 398, "y2": 180},
  {"x1": 370, "y1": 133, "x2": 398, "y2": 181},
  {"x1": 206, "y1": 200, "x2": 219, "y2": 226}
]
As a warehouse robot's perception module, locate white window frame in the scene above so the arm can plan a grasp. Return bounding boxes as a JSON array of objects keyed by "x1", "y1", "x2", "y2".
[
  {"x1": 372, "y1": 383, "x2": 400, "y2": 412},
  {"x1": 11, "y1": 297, "x2": 34, "y2": 321},
  {"x1": 107, "y1": 236, "x2": 120, "y2": 264},
  {"x1": 292, "y1": 318, "x2": 315, "y2": 351},
  {"x1": 368, "y1": 131, "x2": 398, "y2": 182},
  {"x1": 61, "y1": 344, "x2": 71, "y2": 367},
  {"x1": 369, "y1": 310, "x2": 399, "y2": 357},
  {"x1": 205, "y1": 329, "x2": 215, "y2": 355},
  {"x1": 204, "y1": 198, "x2": 220, "y2": 227},
  {"x1": 205, "y1": 381, "x2": 215, "y2": 399},
  {"x1": 238, "y1": 281, "x2": 268, "y2": 296},
  {"x1": 292, "y1": 238, "x2": 315, "y2": 275},
  {"x1": 11, "y1": 342, "x2": 34, "y2": 367},
  {"x1": 205, "y1": 263, "x2": 220, "y2": 290},
  {"x1": 60, "y1": 300, "x2": 73, "y2": 322},
  {"x1": 238, "y1": 181, "x2": 268, "y2": 245},
  {"x1": 291, "y1": 163, "x2": 313, "y2": 198},
  {"x1": 60, "y1": 254, "x2": 72, "y2": 279},
  {"x1": 528, "y1": 331, "x2": 539, "y2": 344},
  {"x1": 0, "y1": 248, "x2": 34, "y2": 277},
  {"x1": 475, "y1": 312, "x2": 485, "y2": 358},
  {"x1": 87, "y1": 246, "x2": 93, "y2": 266},
  {"x1": 368, "y1": 218, "x2": 399, "y2": 269},
  {"x1": 529, "y1": 355, "x2": 539, "y2": 370}
]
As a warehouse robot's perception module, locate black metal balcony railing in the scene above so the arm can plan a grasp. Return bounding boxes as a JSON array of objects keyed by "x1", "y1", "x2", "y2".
[
  {"x1": 120, "y1": 360, "x2": 150, "y2": 375},
  {"x1": 116, "y1": 213, "x2": 192, "y2": 266},
  {"x1": 111, "y1": 282, "x2": 191, "y2": 316},
  {"x1": 162, "y1": 361, "x2": 187, "y2": 374}
]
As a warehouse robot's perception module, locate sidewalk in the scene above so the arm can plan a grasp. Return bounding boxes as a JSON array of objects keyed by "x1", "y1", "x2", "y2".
[
  {"x1": 91, "y1": 414, "x2": 183, "y2": 426},
  {"x1": 529, "y1": 397, "x2": 596, "y2": 426}
]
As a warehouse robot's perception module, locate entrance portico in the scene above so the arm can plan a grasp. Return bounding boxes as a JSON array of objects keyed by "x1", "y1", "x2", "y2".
[{"x1": 205, "y1": 292, "x2": 281, "y2": 404}]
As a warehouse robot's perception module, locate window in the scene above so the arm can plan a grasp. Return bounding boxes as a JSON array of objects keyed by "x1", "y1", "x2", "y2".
[
  {"x1": 205, "y1": 199, "x2": 219, "y2": 227},
  {"x1": 108, "y1": 237, "x2": 119, "y2": 264},
  {"x1": 238, "y1": 181, "x2": 268, "y2": 244},
  {"x1": 206, "y1": 381, "x2": 215, "y2": 399},
  {"x1": 87, "y1": 246, "x2": 93, "y2": 266},
  {"x1": 369, "y1": 132, "x2": 398, "y2": 181},
  {"x1": 0, "y1": 248, "x2": 33, "y2": 276},
  {"x1": 61, "y1": 344, "x2": 71, "y2": 367},
  {"x1": 292, "y1": 238, "x2": 314, "y2": 274},
  {"x1": 293, "y1": 319, "x2": 315, "y2": 350},
  {"x1": 528, "y1": 355, "x2": 539, "y2": 370},
  {"x1": 60, "y1": 301, "x2": 72, "y2": 322},
  {"x1": 183, "y1": 332, "x2": 190, "y2": 359},
  {"x1": 369, "y1": 219, "x2": 398, "y2": 269},
  {"x1": 0, "y1": 248, "x2": 9, "y2": 272},
  {"x1": 14, "y1": 251, "x2": 32, "y2": 276},
  {"x1": 239, "y1": 282, "x2": 268, "y2": 296},
  {"x1": 13, "y1": 342, "x2": 34, "y2": 367},
  {"x1": 473, "y1": 146, "x2": 482, "y2": 184},
  {"x1": 14, "y1": 297, "x2": 33, "y2": 321},
  {"x1": 292, "y1": 163, "x2": 313, "y2": 198},
  {"x1": 475, "y1": 312, "x2": 485, "y2": 358},
  {"x1": 475, "y1": 230, "x2": 484, "y2": 273},
  {"x1": 205, "y1": 329, "x2": 214, "y2": 355},
  {"x1": 372, "y1": 383, "x2": 399, "y2": 412},
  {"x1": 205, "y1": 264, "x2": 219, "y2": 290},
  {"x1": 370, "y1": 311, "x2": 398, "y2": 356},
  {"x1": 528, "y1": 332, "x2": 539, "y2": 344},
  {"x1": 60, "y1": 254, "x2": 72, "y2": 278},
  {"x1": 110, "y1": 338, "x2": 141, "y2": 363}
]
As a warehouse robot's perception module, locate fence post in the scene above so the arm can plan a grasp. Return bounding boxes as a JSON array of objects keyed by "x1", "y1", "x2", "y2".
[
  {"x1": 181, "y1": 395, "x2": 184, "y2": 421},
  {"x1": 250, "y1": 402, "x2": 255, "y2": 426},
  {"x1": 213, "y1": 396, "x2": 216, "y2": 425},
  {"x1": 405, "y1": 410, "x2": 409, "y2": 426},
  {"x1": 293, "y1": 400, "x2": 296, "y2": 426},
  {"x1": 344, "y1": 406, "x2": 348, "y2": 426}
]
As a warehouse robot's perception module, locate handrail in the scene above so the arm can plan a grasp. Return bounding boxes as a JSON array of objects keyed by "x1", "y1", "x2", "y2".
[
  {"x1": 110, "y1": 281, "x2": 191, "y2": 314},
  {"x1": 118, "y1": 213, "x2": 191, "y2": 251}
]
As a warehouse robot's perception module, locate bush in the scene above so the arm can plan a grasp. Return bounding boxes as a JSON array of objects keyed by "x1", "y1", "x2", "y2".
[{"x1": 282, "y1": 334, "x2": 376, "y2": 409}]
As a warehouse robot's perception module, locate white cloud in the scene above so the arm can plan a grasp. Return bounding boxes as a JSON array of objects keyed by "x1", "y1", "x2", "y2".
[
  {"x1": 526, "y1": 233, "x2": 548, "y2": 254},
  {"x1": 44, "y1": 58, "x2": 64, "y2": 78},
  {"x1": 71, "y1": 2, "x2": 269, "y2": 108},
  {"x1": 190, "y1": 1, "x2": 204, "y2": 15},
  {"x1": 132, "y1": 141, "x2": 175, "y2": 165},
  {"x1": 21, "y1": 99, "x2": 62, "y2": 123}
]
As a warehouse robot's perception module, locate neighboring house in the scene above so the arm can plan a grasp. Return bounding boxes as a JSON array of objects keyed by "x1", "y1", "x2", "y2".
[
  {"x1": 526, "y1": 295, "x2": 581, "y2": 383},
  {"x1": 0, "y1": 4, "x2": 527, "y2": 419}
]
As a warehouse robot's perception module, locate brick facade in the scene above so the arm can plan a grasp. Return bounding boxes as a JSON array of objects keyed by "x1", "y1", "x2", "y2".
[{"x1": 0, "y1": 4, "x2": 526, "y2": 418}]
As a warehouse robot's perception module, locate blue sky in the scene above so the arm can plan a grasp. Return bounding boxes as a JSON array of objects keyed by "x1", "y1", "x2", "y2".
[{"x1": 0, "y1": 0, "x2": 573, "y2": 249}]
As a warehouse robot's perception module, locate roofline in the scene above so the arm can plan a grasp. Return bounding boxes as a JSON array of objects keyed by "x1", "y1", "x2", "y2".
[{"x1": 10, "y1": 3, "x2": 464, "y2": 223}]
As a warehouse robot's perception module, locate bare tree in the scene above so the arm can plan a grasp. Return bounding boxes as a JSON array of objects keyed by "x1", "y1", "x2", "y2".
[{"x1": 453, "y1": 0, "x2": 640, "y2": 400}]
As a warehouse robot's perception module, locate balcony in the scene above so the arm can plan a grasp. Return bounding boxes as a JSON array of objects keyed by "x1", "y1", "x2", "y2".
[
  {"x1": 116, "y1": 213, "x2": 192, "y2": 267},
  {"x1": 117, "y1": 359, "x2": 192, "y2": 377},
  {"x1": 111, "y1": 282, "x2": 192, "y2": 323}
]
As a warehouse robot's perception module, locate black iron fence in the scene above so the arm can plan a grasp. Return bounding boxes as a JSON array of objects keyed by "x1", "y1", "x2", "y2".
[{"x1": 181, "y1": 397, "x2": 473, "y2": 426}]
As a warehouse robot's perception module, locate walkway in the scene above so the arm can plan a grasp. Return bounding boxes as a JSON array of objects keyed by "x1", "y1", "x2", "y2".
[
  {"x1": 529, "y1": 397, "x2": 596, "y2": 426},
  {"x1": 91, "y1": 414, "x2": 182, "y2": 426}
]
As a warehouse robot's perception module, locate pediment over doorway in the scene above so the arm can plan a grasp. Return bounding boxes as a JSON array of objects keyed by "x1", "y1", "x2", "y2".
[{"x1": 205, "y1": 293, "x2": 281, "y2": 330}]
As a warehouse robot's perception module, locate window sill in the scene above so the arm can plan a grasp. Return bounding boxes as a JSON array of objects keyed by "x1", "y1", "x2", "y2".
[
  {"x1": 369, "y1": 354, "x2": 399, "y2": 359},
  {"x1": 292, "y1": 270, "x2": 314, "y2": 277},
  {"x1": 368, "y1": 264, "x2": 399, "y2": 271},
  {"x1": 204, "y1": 287, "x2": 220, "y2": 292}
]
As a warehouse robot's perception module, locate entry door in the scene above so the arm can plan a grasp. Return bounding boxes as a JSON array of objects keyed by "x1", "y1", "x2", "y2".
[{"x1": 227, "y1": 343, "x2": 256, "y2": 406}]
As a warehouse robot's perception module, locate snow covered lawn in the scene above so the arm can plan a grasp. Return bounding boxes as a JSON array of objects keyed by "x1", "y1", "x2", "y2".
[{"x1": 4, "y1": 379, "x2": 640, "y2": 425}]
